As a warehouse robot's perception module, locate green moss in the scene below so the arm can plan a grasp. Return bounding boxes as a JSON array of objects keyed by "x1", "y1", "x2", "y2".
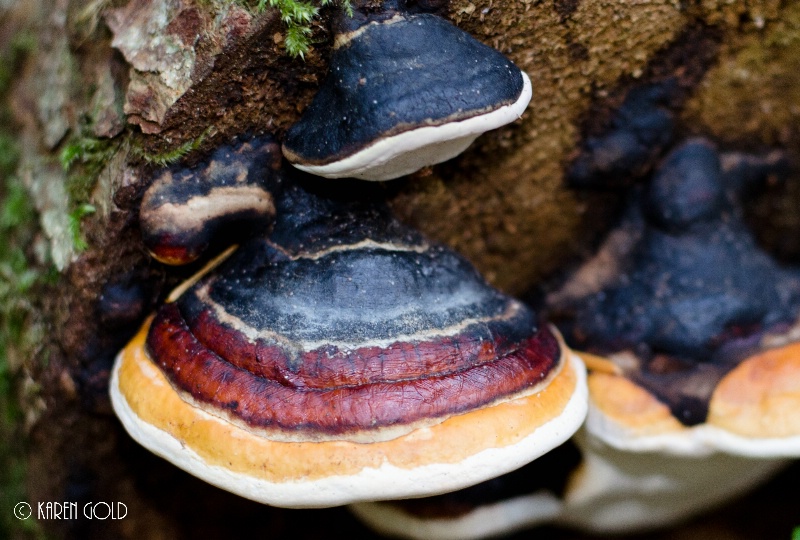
[
  {"x1": 0, "y1": 173, "x2": 36, "y2": 351},
  {"x1": 0, "y1": 135, "x2": 19, "y2": 177},
  {"x1": 67, "y1": 204, "x2": 96, "y2": 252},
  {"x1": 0, "y1": 25, "x2": 46, "y2": 540},
  {"x1": 131, "y1": 125, "x2": 213, "y2": 167},
  {"x1": 0, "y1": 32, "x2": 35, "y2": 98},
  {"x1": 59, "y1": 134, "x2": 120, "y2": 251},
  {"x1": 60, "y1": 136, "x2": 107, "y2": 172},
  {"x1": 0, "y1": 174, "x2": 48, "y2": 540},
  {"x1": 243, "y1": 0, "x2": 352, "y2": 58},
  {"x1": 60, "y1": 136, "x2": 118, "y2": 202}
]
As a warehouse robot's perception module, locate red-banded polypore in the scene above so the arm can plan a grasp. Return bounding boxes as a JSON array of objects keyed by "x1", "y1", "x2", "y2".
[
  {"x1": 347, "y1": 139, "x2": 800, "y2": 539},
  {"x1": 111, "y1": 146, "x2": 587, "y2": 508}
]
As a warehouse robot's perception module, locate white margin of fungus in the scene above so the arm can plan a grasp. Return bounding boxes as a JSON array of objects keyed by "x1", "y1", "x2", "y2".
[
  {"x1": 289, "y1": 72, "x2": 533, "y2": 181},
  {"x1": 348, "y1": 429, "x2": 788, "y2": 540},
  {"x1": 584, "y1": 399, "x2": 800, "y2": 458},
  {"x1": 558, "y1": 432, "x2": 788, "y2": 534},
  {"x1": 109, "y1": 348, "x2": 587, "y2": 509},
  {"x1": 349, "y1": 490, "x2": 562, "y2": 540}
]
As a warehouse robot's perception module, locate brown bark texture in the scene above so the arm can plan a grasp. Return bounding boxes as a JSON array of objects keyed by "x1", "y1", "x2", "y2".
[{"x1": 1, "y1": 0, "x2": 799, "y2": 538}]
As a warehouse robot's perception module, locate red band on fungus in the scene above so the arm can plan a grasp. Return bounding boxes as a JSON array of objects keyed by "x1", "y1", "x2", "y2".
[
  {"x1": 146, "y1": 303, "x2": 560, "y2": 435},
  {"x1": 185, "y1": 306, "x2": 524, "y2": 388},
  {"x1": 146, "y1": 238, "x2": 198, "y2": 266}
]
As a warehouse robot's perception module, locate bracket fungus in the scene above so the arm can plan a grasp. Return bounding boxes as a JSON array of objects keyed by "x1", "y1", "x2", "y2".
[
  {"x1": 349, "y1": 431, "x2": 786, "y2": 538},
  {"x1": 349, "y1": 441, "x2": 579, "y2": 539},
  {"x1": 551, "y1": 138, "x2": 800, "y2": 457},
  {"x1": 567, "y1": 81, "x2": 677, "y2": 189},
  {"x1": 281, "y1": 0, "x2": 532, "y2": 181},
  {"x1": 139, "y1": 136, "x2": 280, "y2": 265},
  {"x1": 344, "y1": 138, "x2": 798, "y2": 540},
  {"x1": 353, "y1": 134, "x2": 799, "y2": 536},
  {"x1": 111, "y1": 142, "x2": 587, "y2": 508}
]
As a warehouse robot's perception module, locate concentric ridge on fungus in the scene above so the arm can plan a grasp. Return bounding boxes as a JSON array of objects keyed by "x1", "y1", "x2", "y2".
[
  {"x1": 111, "y1": 162, "x2": 588, "y2": 507},
  {"x1": 139, "y1": 135, "x2": 280, "y2": 265},
  {"x1": 146, "y1": 236, "x2": 562, "y2": 441}
]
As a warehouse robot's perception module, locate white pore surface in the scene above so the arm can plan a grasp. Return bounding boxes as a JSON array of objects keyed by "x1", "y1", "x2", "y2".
[
  {"x1": 559, "y1": 431, "x2": 788, "y2": 534},
  {"x1": 109, "y1": 349, "x2": 586, "y2": 509},
  {"x1": 349, "y1": 491, "x2": 562, "y2": 540},
  {"x1": 349, "y1": 424, "x2": 787, "y2": 539},
  {"x1": 585, "y1": 400, "x2": 800, "y2": 458},
  {"x1": 292, "y1": 72, "x2": 533, "y2": 181}
]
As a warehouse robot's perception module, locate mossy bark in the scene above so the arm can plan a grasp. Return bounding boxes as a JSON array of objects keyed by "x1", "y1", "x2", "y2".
[{"x1": 2, "y1": 0, "x2": 799, "y2": 538}]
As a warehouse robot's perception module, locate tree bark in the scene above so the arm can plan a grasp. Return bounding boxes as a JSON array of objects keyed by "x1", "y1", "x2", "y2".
[{"x1": 2, "y1": 0, "x2": 799, "y2": 538}]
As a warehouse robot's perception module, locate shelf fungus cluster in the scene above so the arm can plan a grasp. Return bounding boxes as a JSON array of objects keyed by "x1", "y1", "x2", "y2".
[
  {"x1": 553, "y1": 139, "x2": 800, "y2": 457},
  {"x1": 109, "y1": 0, "x2": 800, "y2": 533},
  {"x1": 348, "y1": 139, "x2": 800, "y2": 539},
  {"x1": 139, "y1": 136, "x2": 281, "y2": 265},
  {"x1": 281, "y1": 0, "x2": 532, "y2": 181},
  {"x1": 112, "y1": 136, "x2": 587, "y2": 507}
]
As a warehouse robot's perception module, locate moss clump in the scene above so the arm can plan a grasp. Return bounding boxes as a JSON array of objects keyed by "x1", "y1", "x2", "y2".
[
  {"x1": 0, "y1": 146, "x2": 48, "y2": 540},
  {"x1": 0, "y1": 28, "x2": 50, "y2": 537},
  {"x1": 59, "y1": 134, "x2": 120, "y2": 252},
  {"x1": 0, "y1": 182, "x2": 44, "y2": 540},
  {"x1": 244, "y1": 0, "x2": 352, "y2": 58},
  {"x1": 0, "y1": 32, "x2": 35, "y2": 98},
  {"x1": 67, "y1": 203, "x2": 97, "y2": 252},
  {"x1": 130, "y1": 125, "x2": 213, "y2": 167}
]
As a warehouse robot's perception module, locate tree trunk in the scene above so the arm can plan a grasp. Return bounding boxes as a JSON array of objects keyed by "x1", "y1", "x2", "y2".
[{"x1": 1, "y1": 0, "x2": 799, "y2": 538}]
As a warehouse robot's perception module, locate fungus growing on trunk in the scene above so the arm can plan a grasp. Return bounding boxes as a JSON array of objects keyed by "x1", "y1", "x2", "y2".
[
  {"x1": 349, "y1": 432, "x2": 785, "y2": 538},
  {"x1": 139, "y1": 135, "x2": 280, "y2": 265},
  {"x1": 349, "y1": 138, "x2": 798, "y2": 540},
  {"x1": 111, "y1": 148, "x2": 587, "y2": 508},
  {"x1": 551, "y1": 138, "x2": 800, "y2": 456},
  {"x1": 282, "y1": 0, "x2": 532, "y2": 181}
]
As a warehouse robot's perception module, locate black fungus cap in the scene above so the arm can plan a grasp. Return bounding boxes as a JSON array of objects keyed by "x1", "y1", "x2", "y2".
[{"x1": 282, "y1": 12, "x2": 531, "y2": 180}]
